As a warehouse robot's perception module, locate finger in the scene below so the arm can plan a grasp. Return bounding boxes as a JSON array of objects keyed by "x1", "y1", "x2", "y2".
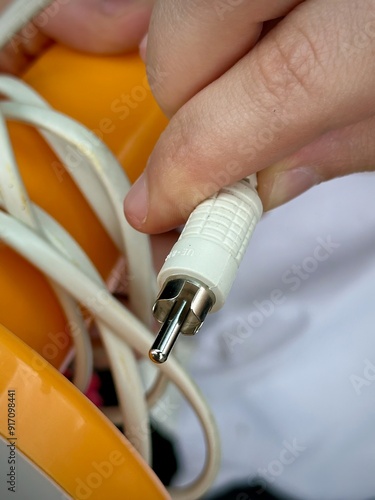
[
  {"x1": 0, "y1": 42, "x2": 32, "y2": 74},
  {"x1": 36, "y1": 0, "x2": 154, "y2": 54},
  {"x1": 257, "y1": 117, "x2": 375, "y2": 211},
  {"x1": 146, "y1": 0, "x2": 304, "y2": 115},
  {"x1": 0, "y1": 0, "x2": 154, "y2": 75},
  {"x1": 0, "y1": 22, "x2": 52, "y2": 74},
  {"x1": 124, "y1": 0, "x2": 375, "y2": 233}
]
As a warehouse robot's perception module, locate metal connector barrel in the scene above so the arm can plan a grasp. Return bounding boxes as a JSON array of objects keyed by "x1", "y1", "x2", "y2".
[{"x1": 149, "y1": 277, "x2": 215, "y2": 363}]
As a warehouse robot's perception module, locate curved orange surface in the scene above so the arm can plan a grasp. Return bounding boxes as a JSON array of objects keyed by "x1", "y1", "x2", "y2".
[{"x1": 0, "y1": 323, "x2": 169, "y2": 499}]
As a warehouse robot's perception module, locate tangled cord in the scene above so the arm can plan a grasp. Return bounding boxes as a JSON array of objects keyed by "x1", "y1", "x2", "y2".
[
  {"x1": 0, "y1": 76, "x2": 221, "y2": 500},
  {"x1": 0, "y1": 1, "x2": 220, "y2": 496}
]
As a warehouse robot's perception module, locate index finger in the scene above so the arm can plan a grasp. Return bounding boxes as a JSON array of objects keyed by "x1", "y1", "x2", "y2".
[{"x1": 146, "y1": 0, "x2": 304, "y2": 115}]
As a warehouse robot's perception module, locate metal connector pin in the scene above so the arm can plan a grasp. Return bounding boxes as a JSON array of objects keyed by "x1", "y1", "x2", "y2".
[
  {"x1": 149, "y1": 299, "x2": 188, "y2": 363},
  {"x1": 149, "y1": 277, "x2": 215, "y2": 364}
]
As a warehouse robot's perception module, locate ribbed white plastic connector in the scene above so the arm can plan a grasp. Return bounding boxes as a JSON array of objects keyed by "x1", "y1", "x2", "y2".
[{"x1": 157, "y1": 174, "x2": 263, "y2": 312}]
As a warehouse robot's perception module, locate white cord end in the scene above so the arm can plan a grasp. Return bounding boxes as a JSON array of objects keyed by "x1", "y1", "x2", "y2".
[{"x1": 151, "y1": 175, "x2": 263, "y2": 363}]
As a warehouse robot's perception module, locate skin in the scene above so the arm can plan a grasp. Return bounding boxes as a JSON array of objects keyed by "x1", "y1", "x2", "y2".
[
  {"x1": 123, "y1": 0, "x2": 375, "y2": 233},
  {"x1": 0, "y1": 0, "x2": 178, "y2": 270},
  {"x1": 1, "y1": 0, "x2": 374, "y2": 236},
  {"x1": 0, "y1": 0, "x2": 154, "y2": 73}
]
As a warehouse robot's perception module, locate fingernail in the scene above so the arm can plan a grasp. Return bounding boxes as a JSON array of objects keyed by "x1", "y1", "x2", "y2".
[
  {"x1": 124, "y1": 173, "x2": 149, "y2": 227},
  {"x1": 139, "y1": 33, "x2": 148, "y2": 61},
  {"x1": 266, "y1": 167, "x2": 319, "y2": 210}
]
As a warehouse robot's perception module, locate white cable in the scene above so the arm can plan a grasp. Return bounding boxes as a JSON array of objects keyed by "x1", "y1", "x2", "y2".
[
  {"x1": 0, "y1": 210, "x2": 220, "y2": 500},
  {"x1": 0, "y1": 2, "x2": 221, "y2": 490},
  {"x1": 0, "y1": 182, "x2": 152, "y2": 462},
  {"x1": 0, "y1": 0, "x2": 54, "y2": 50},
  {"x1": 98, "y1": 322, "x2": 152, "y2": 463},
  {"x1": 0, "y1": 188, "x2": 152, "y2": 461},
  {"x1": 0, "y1": 77, "x2": 157, "y2": 325},
  {"x1": 146, "y1": 368, "x2": 170, "y2": 409},
  {"x1": 0, "y1": 76, "x2": 123, "y2": 251},
  {"x1": 0, "y1": 96, "x2": 220, "y2": 497},
  {"x1": 0, "y1": 94, "x2": 152, "y2": 460},
  {"x1": 0, "y1": 107, "x2": 92, "y2": 392},
  {"x1": 0, "y1": 0, "x2": 168, "y2": 413},
  {"x1": 0, "y1": 89, "x2": 168, "y2": 408}
]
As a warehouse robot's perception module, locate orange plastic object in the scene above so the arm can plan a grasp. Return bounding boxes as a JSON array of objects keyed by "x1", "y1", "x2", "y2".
[
  {"x1": 0, "y1": 45, "x2": 167, "y2": 367},
  {"x1": 0, "y1": 323, "x2": 169, "y2": 499}
]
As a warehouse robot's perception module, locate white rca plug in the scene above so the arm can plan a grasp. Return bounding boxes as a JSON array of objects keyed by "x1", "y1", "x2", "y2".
[{"x1": 149, "y1": 174, "x2": 263, "y2": 363}]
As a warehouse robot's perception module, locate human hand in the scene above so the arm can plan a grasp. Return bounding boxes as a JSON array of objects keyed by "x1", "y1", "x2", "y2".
[
  {"x1": 0, "y1": 0, "x2": 154, "y2": 74},
  {"x1": 124, "y1": 0, "x2": 375, "y2": 234}
]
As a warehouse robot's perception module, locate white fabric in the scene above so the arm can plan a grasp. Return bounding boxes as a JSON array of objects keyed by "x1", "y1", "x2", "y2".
[{"x1": 171, "y1": 172, "x2": 375, "y2": 500}]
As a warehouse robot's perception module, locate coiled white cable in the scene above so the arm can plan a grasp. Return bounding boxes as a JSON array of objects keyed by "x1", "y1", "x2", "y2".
[
  {"x1": 0, "y1": 104, "x2": 93, "y2": 393},
  {"x1": 0, "y1": 1, "x2": 221, "y2": 497},
  {"x1": 0, "y1": 0, "x2": 54, "y2": 49},
  {"x1": 0, "y1": 75, "x2": 156, "y2": 324},
  {"x1": 0, "y1": 96, "x2": 220, "y2": 497}
]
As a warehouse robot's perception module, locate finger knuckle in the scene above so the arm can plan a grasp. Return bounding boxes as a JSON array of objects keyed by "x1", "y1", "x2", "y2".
[{"x1": 253, "y1": 23, "x2": 326, "y2": 103}]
